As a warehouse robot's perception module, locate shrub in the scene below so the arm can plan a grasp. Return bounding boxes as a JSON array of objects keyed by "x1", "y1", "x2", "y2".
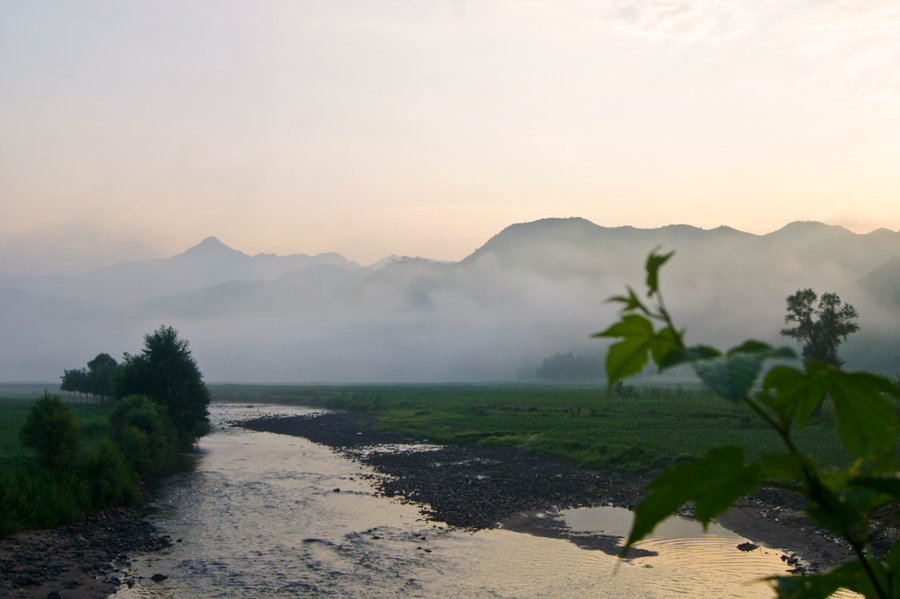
[
  {"x1": 19, "y1": 392, "x2": 80, "y2": 469},
  {"x1": 110, "y1": 394, "x2": 178, "y2": 476}
]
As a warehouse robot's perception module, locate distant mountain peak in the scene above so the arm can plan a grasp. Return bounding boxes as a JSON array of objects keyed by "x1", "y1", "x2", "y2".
[{"x1": 177, "y1": 237, "x2": 245, "y2": 259}]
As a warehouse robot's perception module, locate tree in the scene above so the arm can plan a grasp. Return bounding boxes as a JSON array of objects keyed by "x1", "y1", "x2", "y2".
[
  {"x1": 87, "y1": 353, "x2": 118, "y2": 400},
  {"x1": 115, "y1": 325, "x2": 210, "y2": 446},
  {"x1": 596, "y1": 250, "x2": 900, "y2": 598},
  {"x1": 19, "y1": 392, "x2": 81, "y2": 469},
  {"x1": 780, "y1": 288, "x2": 860, "y2": 367},
  {"x1": 59, "y1": 353, "x2": 120, "y2": 402}
]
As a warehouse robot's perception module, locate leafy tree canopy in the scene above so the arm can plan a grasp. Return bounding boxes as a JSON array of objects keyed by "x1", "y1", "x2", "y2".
[
  {"x1": 19, "y1": 392, "x2": 80, "y2": 469},
  {"x1": 781, "y1": 289, "x2": 860, "y2": 367},
  {"x1": 115, "y1": 325, "x2": 210, "y2": 445}
]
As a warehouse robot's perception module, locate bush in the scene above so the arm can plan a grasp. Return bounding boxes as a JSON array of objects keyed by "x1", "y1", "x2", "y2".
[
  {"x1": 72, "y1": 438, "x2": 140, "y2": 508},
  {"x1": 19, "y1": 392, "x2": 80, "y2": 469},
  {"x1": 110, "y1": 394, "x2": 178, "y2": 476}
]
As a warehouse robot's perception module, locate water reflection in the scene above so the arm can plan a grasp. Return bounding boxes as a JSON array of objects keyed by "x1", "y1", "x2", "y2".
[{"x1": 113, "y1": 405, "x2": 822, "y2": 599}]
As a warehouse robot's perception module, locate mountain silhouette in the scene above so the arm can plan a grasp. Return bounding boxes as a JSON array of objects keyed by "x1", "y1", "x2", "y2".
[{"x1": 3, "y1": 219, "x2": 900, "y2": 382}]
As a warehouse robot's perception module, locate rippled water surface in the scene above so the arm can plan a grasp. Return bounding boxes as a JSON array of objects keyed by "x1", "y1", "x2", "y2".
[{"x1": 114, "y1": 405, "x2": 804, "y2": 599}]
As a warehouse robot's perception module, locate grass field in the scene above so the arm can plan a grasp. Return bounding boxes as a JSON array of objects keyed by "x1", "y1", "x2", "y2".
[{"x1": 210, "y1": 382, "x2": 853, "y2": 472}]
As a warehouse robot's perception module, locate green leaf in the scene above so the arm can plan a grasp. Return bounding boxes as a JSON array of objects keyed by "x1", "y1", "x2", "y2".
[
  {"x1": 623, "y1": 446, "x2": 761, "y2": 553},
  {"x1": 804, "y1": 477, "x2": 867, "y2": 534},
  {"x1": 760, "y1": 452, "x2": 811, "y2": 481},
  {"x1": 650, "y1": 326, "x2": 680, "y2": 365},
  {"x1": 691, "y1": 342, "x2": 795, "y2": 402},
  {"x1": 762, "y1": 366, "x2": 823, "y2": 425},
  {"x1": 658, "y1": 344, "x2": 721, "y2": 371},
  {"x1": 808, "y1": 363, "x2": 900, "y2": 460},
  {"x1": 887, "y1": 542, "x2": 900, "y2": 575},
  {"x1": 850, "y1": 475, "x2": 900, "y2": 499},
  {"x1": 594, "y1": 314, "x2": 679, "y2": 385},
  {"x1": 768, "y1": 562, "x2": 868, "y2": 599},
  {"x1": 645, "y1": 248, "x2": 674, "y2": 298}
]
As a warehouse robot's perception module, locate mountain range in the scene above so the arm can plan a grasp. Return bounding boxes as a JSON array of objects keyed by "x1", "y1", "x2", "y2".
[{"x1": 2, "y1": 218, "x2": 899, "y2": 382}]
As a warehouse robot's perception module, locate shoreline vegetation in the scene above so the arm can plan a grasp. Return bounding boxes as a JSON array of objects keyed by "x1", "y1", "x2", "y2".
[{"x1": 1, "y1": 327, "x2": 210, "y2": 537}]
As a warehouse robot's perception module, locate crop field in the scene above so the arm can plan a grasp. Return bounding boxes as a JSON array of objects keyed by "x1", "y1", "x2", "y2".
[{"x1": 211, "y1": 383, "x2": 853, "y2": 472}]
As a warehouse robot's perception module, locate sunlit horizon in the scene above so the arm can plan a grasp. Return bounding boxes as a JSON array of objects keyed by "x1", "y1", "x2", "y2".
[{"x1": 2, "y1": 1, "x2": 899, "y2": 276}]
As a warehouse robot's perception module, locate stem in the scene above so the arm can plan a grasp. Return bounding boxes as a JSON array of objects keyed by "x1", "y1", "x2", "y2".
[
  {"x1": 744, "y1": 394, "x2": 889, "y2": 599},
  {"x1": 849, "y1": 537, "x2": 889, "y2": 599}
]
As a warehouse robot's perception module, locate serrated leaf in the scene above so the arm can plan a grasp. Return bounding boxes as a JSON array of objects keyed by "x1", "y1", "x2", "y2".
[
  {"x1": 623, "y1": 447, "x2": 761, "y2": 553},
  {"x1": 727, "y1": 341, "x2": 796, "y2": 361},
  {"x1": 694, "y1": 342, "x2": 793, "y2": 402},
  {"x1": 768, "y1": 562, "x2": 868, "y2": 599},
  {"x1": 808, "y1": 363, "x2": 900, "y2": 460},
  {"x1": 762, "y1": 366, "x2": 822, "y2": 425},
  {"x1": 658, "y1": 344, "x2": 721, "y2": 371},
  {"x1": 645, "y1": 248, "x2": 674, "y2": 297},
  {"x1": 593, "y1": 314, "x2": 658, "y2": 385}
]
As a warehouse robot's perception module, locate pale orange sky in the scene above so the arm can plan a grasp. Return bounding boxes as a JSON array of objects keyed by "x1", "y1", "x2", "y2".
[{"x1": 1, "y1": 1, "x2": 899, "y2": 275}]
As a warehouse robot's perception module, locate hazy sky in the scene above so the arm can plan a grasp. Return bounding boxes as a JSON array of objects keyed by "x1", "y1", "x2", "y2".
[{"x1": 2, "y1": 0, "x2": 899, "y2": 276}]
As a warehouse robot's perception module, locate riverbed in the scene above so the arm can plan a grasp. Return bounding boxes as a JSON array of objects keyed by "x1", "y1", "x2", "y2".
[{"x1": 112, "y1": 405, "x2": 824, "y2": 599}]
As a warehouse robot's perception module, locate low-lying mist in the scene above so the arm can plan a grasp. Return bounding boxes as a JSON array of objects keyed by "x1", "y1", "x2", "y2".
[{"x1": 2, "y1": 218, "x2": 899, "y2": 383}]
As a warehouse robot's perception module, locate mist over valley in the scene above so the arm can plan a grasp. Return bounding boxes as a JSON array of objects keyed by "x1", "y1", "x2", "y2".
[{"x1": 3, "y1": 217, "x2": 900, "y2": 383}]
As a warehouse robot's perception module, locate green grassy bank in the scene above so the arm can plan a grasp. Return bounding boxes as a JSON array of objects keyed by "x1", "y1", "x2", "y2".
[{"x1": 211, "y1": 382, "x2": 852, "y2": 472}]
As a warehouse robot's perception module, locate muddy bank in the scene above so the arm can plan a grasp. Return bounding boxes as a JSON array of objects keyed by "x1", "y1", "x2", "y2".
[
  {"x1": 237, "y1": 411, "x2": 857, "y2": 571},
  {"x1": 0, "y1": 508, "x2": 172, "y2": 599}
]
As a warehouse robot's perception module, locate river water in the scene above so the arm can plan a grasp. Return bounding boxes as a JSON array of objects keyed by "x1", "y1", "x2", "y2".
[{"x1": 112, "y1": 405, "x2": 806, "y2": 599}]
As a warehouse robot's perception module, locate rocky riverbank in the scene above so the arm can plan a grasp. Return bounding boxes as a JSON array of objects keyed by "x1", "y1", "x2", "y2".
[
  {"x1": 237, "y1": 411, "x2": 857, "y2": 572},
  {"x1": 0, "y1": 508, "x2": 172, "y2": 599}
]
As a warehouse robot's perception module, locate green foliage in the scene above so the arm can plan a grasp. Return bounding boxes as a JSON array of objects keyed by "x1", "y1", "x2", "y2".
[
  {"x1": 781, "y1": 289, "x2": 860, "y2": 367},
  {"x1": 116, "y1": 325, "x2": 211, "y2": 446},
  {"x1": 60, "y1": 353, "x2": 119, "y2": 401},
  {"x1": 598, "y1": 249, "x2": 900, "y2": 598},
  {"x1": 110, "y1": 394, "x2": 178, "y2": 476},
  {"x1": 0, "y1": 398, "x2": 141, "y2": 535},
  {"x1": 19, "y1": 392, "x2": 81, "y2": 469}
]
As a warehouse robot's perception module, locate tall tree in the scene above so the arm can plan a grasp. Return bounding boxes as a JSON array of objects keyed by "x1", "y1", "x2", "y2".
[
  {"x1": 87, "y1": 353, "x2": 118, "y2": 400},
  {"x1": 780, "y1": 288, "x2": 860, "y2": 366},
  {"x1": 115, "y1": 325, "x2": 210, "y2": 445}
]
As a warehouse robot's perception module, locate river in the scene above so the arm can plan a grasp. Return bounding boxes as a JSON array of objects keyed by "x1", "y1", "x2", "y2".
[{"x1": 111, "y1": 405, "x2": 816, "y2": 599}]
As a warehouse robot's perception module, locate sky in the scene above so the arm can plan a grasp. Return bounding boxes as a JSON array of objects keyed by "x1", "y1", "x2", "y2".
[{"x1": 1, "y1": 0, "x2": 899, "y2": 276}]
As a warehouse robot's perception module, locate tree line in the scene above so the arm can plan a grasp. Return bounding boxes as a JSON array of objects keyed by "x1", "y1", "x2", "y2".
[
  {"x1": 3, "y1": 325, "x2": 211, "y2": 535},
  {"x1": 58, "y1": 325, "x2": 210, "y2": 445}
]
